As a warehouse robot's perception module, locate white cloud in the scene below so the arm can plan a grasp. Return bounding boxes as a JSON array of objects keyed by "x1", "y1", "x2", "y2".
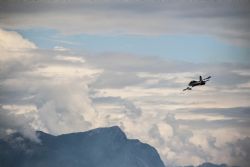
[
  {"x1": 53, "y1": 46, "x2": 68, "y2": 51},
  {"x1": 0, "y1": 28, "x2": 36, "y2": 51},
  {"x1": 0, "y1": 106, "x2": 40, "y2": 142},
  {"x1": 0, "y1": 29, "x2": 101, "y2": 139},
  {"x1": 233, "y1": 69, "x2": 250, "y2": 76},
  {"x1": 55, "y1": 54, "x2": 85, "y2": 63},
  {"x1": 238, "y1": 81, "x2": 250, "y2": 89}
]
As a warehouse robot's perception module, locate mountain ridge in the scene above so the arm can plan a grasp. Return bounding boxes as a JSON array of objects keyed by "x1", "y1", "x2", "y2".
[
  {"x1": 0, "y1": 126, "x2": 165, "y2": 167},
  {"x1": 0, "y1": 126, "x2": 239, "y2": 167}
]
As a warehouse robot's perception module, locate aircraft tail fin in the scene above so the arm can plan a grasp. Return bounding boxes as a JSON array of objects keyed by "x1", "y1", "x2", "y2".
[{"x1": 199, "y1": 76, "x2": 202, "y2": 82}]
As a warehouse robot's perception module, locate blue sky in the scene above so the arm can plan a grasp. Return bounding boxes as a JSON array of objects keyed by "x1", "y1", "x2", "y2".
[{"x1": 17, "y1": 28, "x2": 250, "y2": 63}]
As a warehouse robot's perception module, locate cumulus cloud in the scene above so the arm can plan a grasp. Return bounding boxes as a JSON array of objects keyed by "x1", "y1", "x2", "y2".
[
  {"x1": 0, "y1": 106, "x2": 39, "y2": 142},
  {"x1": 0, "y1": 28, "x2": 101, "y2": 140},
  {"x1": 0, "y1": 28, "x2": 36, "y2": 51}
]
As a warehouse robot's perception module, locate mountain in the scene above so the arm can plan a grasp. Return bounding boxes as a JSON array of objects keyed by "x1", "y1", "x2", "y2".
[
  {"x1": 196, "y1": 162, "x2": 239, "y2": 167},
  {"x1": 181, "y1": 162, "x2": 239, "y2": 167},
  {"x1": 197, "y1": 162, "x2": 227, "y2": 167},
  {"x1": 0, "y1": 126, "x2": 165, "y2": 167}
]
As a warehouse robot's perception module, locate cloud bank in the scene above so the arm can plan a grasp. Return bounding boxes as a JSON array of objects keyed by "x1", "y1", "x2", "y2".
[{"x1": 0, "y1": 0, "x2": 249, "y2": 46}]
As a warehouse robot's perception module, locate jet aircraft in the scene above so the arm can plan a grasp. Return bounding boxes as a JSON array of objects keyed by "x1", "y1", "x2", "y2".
[{"x1": 183, "y1": 76, "x2": 211, "y2": 91}]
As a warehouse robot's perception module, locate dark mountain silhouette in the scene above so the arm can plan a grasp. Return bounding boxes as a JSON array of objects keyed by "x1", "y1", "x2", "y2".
[
  {"x1": 0, "y1": 126, "x2": 165, "y2": 167},
  {"x1": 197, "y1": 162, "x2": 239, "y2": 167},
  {"x1": 0, "y1": 126, "x2": 239, "y2": 167},
  {"x1": 197, "y1": 162, "x2": 227, "y2": 167}
]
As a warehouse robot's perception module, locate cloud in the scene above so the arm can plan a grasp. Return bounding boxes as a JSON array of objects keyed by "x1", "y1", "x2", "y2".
[
  {"x1": 0, "y1": 28, "x2": 36, "y2": 51},
  {"x1": 0, "y1": 106, "x2": 40, "y2": 142},
  {"x1": 146, "y1": 114, "x2": 211, "y2": 166},
  {"x1": 0, "y1": 0, "x2": 249, "y2": 45},
  {"x1": 91, "y1": 71, "x2": 146, "y2": 89},
  {"x1": 92, "y1": 96, "x2": 142, "y2": 121},
  {"x1": 0, "y1": 28, "x2": 39, "y2": 141},
  {"x1": 189, "y1": 107, "x2": 250, "y2": 120},
  {"x1": 228, "y1": 137, "x2": 250, "y2": 167},
  {"x1": 0, "y1": 28, "x2": 101, "y2": 140},
  {"x1": 149, "y1": 124, "x2": 165, "y2": 146}
]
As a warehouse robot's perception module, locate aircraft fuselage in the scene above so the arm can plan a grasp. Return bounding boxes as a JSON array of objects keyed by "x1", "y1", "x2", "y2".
[{"x1": 188, "y1": 80, "x2": 206, "y2": 87}]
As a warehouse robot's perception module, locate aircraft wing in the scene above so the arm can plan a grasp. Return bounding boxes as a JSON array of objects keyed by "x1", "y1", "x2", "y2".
[
  {"x1": 203, "y1": 76, "x2": 211, "y2": 81},
  {"x1": 183, "y1": 87, "x2": 192, "y2": 91}
]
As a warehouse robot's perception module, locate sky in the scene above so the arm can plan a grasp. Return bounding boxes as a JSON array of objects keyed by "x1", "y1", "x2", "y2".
[{"x1": 0, "y1": 0, "x2": 250, "y2": 167}]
